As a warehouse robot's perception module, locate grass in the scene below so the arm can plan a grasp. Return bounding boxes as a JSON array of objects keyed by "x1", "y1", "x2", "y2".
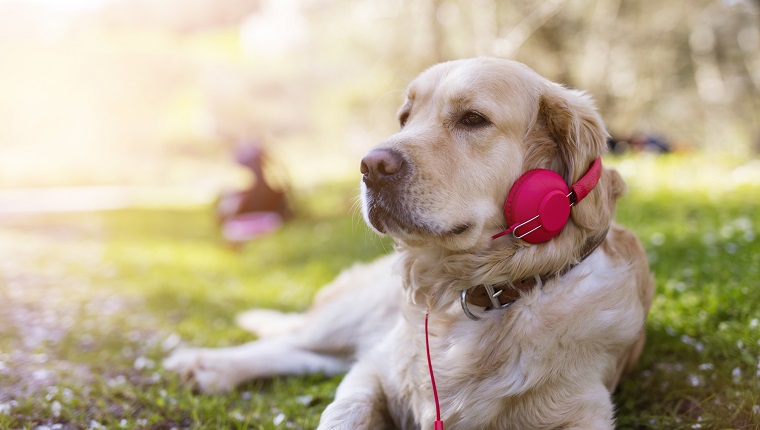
[{"x1": 0, "y1": 154, "x2": 759, "y2": 429}]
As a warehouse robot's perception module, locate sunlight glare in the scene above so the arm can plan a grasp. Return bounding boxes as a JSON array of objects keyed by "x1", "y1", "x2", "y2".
[{"x1": 0, "y1": 0, "x2": 111, "y2": 12}]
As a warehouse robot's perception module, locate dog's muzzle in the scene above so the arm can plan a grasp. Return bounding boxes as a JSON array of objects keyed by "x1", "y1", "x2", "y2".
[
  {"x1": 361, "y1": 148, "x2": 412, "y2": 233},
  {"x1": 361, "y1": 148, "x2": 408, "y2": 190}
]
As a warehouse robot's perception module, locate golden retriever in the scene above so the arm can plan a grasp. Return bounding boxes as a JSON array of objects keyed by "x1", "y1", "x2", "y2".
[{"x1": 164, "y1": 57, "x2": 654, "y2": 430}]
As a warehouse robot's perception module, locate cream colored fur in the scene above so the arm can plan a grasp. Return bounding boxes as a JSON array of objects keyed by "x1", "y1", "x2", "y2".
[{"x1": 164, "y1": 58, "x2": 654, "y2": 430}]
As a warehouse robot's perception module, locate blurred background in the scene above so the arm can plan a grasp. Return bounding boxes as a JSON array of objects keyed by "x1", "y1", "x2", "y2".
[
  {"x1": 1, "y1": 1, "x2": 760, "y2": 427},
  {"x1": 0, "y1": 0, "x2": 758, "y2": 205}
]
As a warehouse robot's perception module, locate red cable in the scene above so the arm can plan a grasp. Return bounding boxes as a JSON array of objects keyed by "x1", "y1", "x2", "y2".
[{"x1": 425, "y1": 311, "x2": 444, "y2": 430}]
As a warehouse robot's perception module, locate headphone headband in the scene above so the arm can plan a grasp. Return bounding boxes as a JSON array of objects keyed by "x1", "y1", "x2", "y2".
[{"x1": 569, "y1": 156, "x2": 602, "y2": 205}]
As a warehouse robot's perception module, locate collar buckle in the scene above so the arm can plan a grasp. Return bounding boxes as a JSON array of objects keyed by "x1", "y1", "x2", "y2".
[
  {"x1": 460, "y1": 288, "x2": 515, "y2": 321},
  {"x1": 460, "y1": 275, "x2": 542, "y2": 321}
]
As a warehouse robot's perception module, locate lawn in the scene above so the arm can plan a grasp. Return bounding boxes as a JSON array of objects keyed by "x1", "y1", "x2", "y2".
[{"x1": 0, "y1": 155, "x2": 759, "y2": 429}]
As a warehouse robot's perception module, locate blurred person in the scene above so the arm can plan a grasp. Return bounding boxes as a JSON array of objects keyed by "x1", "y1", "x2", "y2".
[
  {"x1": 216, "y1": 141, "x2": 292, "y2": 245},
  {"x1": 607, "y1": 132, "x2": 671, "y2": 154},
  {"x1": 628, "y1": 132, "x2": 670, "y2": 153}
]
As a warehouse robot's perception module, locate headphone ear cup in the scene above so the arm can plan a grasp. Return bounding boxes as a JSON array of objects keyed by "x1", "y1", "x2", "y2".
[
  {"x1": 504, "y1": 169, "x2": 542, "y2": 226},
  {"x1": 503, "y1": 169, "x2": 571, "y2": 244}
]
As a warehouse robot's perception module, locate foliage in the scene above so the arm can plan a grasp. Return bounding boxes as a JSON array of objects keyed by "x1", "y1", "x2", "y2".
[
  {"x1": 2, "y1": 1, "x2": 759, "y2": 190},
  {"x1": 0, "y1": 155, "x2": 759, "y2": 429}
]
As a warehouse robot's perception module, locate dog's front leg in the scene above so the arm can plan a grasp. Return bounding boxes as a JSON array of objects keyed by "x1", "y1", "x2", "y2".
[
  {"x1": 164, "y1": 339, "x2": 349, "y2": 393},
  {"x1": 558, "y1": 384, "x2": 615, "y2": 430},
  {"x1": 318, "y1": 359, "x2": 395, "y2": 429}
]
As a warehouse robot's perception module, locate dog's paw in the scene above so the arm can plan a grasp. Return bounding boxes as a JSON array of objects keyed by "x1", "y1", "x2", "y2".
[{"x1": 163, "y1": 348, "x2": 239, "y2": 394}]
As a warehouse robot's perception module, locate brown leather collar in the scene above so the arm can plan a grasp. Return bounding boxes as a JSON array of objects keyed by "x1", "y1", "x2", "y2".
[
  {"x1": 462, "y1": 229, "x2": 609, "y2": 317},
  {"x1": 464, "y1": 277, "x2": 540, "y2": 309}
]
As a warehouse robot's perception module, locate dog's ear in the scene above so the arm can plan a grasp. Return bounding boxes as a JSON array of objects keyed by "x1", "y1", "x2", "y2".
[
  {"x1": 537, "y1": 84, "x2": 608, "y2": 185},
  {"x1": 537, "y1": 84, "x2": 615, "y2": 233}
]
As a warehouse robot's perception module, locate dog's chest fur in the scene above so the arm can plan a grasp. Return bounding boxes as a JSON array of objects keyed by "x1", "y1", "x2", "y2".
[{"x1": 378, "y1": 248, "x2": 644, "y2": 430}]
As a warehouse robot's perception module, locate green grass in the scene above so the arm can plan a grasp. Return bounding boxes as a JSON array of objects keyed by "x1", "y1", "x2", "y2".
[{"x1": 1, "y1": 155, "x2": 759, "y2": 429}]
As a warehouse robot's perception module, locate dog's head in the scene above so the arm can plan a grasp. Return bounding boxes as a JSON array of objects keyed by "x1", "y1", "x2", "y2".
[{"x1": 361, "y1": 58, "x2": 623, "y2": 267}]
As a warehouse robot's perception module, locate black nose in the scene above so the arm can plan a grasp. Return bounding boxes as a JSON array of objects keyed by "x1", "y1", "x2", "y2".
[{"x1": 360, "y1": 149, "x2": 406, "y2": 188}]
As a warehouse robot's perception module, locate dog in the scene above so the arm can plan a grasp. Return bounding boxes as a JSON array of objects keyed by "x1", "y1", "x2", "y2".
[{"x1": 164, "y1": 57, "x2": 654, "y2": 429}]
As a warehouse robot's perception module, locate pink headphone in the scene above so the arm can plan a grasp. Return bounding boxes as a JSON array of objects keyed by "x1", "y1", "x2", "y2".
[{"x1": 492, "y1": 157, "x2": 602, "y2": 244}]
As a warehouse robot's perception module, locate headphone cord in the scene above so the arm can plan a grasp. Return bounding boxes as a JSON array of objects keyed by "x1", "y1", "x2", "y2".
[{"x1": 425, "y1": 311, "x2": 445, "y2": 430}]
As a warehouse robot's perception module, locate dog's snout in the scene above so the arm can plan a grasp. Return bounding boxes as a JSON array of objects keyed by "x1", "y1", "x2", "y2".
[{"x1": 361, "y1": 149, "x2": 405, "y2": 187}]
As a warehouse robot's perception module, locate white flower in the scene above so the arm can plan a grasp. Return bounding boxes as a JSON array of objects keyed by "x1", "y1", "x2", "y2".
[
  {"x1": 134, "y1": 356, "x2": 155, "y2": 370},
  {"x1": 650, "y1": 232, "x2": 665, "y2": 246},
  {"x1": 687, "y1": 374, "x2": 702, "y2": 387},
  {"x1": 51, "y1": 400, "x2": 62, "y2": 417},
  {"x1": 732, "y1": 367, "x2": 742, "y2": 384},
  {"x1": 162, "y1": 333, "x2": 182, "y2": 351}
]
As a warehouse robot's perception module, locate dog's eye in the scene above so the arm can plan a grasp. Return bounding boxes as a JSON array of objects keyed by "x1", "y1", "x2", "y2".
[
  {"x1": 460, "y1": 111, "x2": 489, "y2": 127},
  {"x1": 399, "y1": 112, "x2": 409, "y2": 128}
]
